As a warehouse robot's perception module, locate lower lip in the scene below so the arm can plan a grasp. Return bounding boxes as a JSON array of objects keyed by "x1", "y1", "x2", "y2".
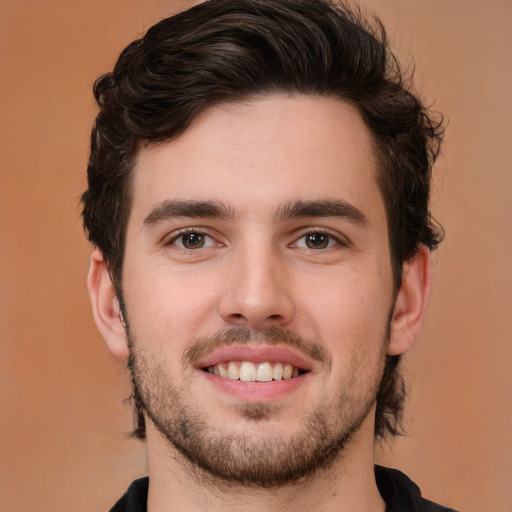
[{"x1": 201, "y1": 371, "x2": 308, "y2": 401}]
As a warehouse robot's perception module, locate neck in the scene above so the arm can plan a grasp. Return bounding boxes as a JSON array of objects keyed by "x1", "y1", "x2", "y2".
[{"x1": 145, "y1": 415, "x2": 385, "y2": 512}]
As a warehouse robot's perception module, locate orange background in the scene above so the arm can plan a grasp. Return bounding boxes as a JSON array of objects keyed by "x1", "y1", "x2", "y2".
[{"x1": 0, "y1": 1, "x2": 510, "y2": 511}]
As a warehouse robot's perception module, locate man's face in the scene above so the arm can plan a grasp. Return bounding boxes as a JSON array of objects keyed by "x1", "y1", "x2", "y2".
[{"x1": 120, "y1": 95, "x2": 397, "y2": 485}]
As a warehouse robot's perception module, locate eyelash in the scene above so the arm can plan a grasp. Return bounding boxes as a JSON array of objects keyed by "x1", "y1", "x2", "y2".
[
  {"x1": 292, "y1": 228, "x2": 348, "y2": 250},
  {"x1": 165, "y1": 227, "x2": 347, "y2": 253},
  {"x1": 166, "y1": 229, "x2": 218, "y2": 252}
]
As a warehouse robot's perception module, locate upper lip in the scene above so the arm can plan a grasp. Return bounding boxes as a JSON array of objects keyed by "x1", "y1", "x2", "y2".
[{"x1": 196, "y1": 345, "x2": 313, "y2": 371}]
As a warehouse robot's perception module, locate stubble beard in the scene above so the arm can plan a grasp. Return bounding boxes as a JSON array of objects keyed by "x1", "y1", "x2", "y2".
[{"x1": 127, "y1": 325, "x2": 387, "y2": 489}]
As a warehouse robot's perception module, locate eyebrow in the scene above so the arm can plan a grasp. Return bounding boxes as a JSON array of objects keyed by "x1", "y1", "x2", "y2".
[
  {"x1": 143, "y1": 200, "x2": 233, "y2": 228},
  {"x1": 275, "y1": 199, "x2": 368, "y2": 226},
  {"x1": 143, "y1": 198, "x2": 368, "y2": 229}
]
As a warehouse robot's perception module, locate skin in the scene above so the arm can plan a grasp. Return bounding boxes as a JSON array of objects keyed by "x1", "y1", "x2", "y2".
[{"x1": 88, "y1": 94, "x2": 431, "y2": 512}]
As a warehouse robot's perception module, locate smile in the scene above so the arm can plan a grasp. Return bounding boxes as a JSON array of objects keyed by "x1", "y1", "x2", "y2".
[{"x1": 205, "y1": 361, "x2": 307, "y2": 382}]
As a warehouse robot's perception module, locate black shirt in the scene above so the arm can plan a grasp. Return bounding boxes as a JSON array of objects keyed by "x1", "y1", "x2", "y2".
[{"x1": 110, "y1": 465, "x2": 458, "y2": 511}]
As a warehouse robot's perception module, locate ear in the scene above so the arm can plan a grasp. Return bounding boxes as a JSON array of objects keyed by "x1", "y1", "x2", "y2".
[
  {"x1": 87, "y1": 248, "x2": 129, "y2": 360},
  {"x1": 388, "y1": 246, "x2": 431, "y2": 356}
]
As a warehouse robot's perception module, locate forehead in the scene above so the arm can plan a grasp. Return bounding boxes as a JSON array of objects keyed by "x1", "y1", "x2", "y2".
[{"x1": 131, "y1": 94, "x2": 383, "y2": 224}]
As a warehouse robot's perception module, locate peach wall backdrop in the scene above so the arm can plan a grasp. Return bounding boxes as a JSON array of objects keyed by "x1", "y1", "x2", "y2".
[{"x1": 1, "y1": 1, "x2": 510, "y2": 511}]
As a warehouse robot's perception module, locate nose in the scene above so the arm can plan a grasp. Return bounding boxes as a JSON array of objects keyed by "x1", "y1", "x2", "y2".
[{"x1": 218, "y1": 243, "x2": 295, "y2": 330}]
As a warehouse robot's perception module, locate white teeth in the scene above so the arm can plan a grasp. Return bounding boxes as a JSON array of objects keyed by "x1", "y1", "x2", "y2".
[
  {"x1": 240, "y1": 361, "x2": 256, "y2": 381},
  {"x1": 207, "y1": 361, "x2": 304, "y2": 382},
  {"x1": 218, "y1": 362, "x2": 229, "y2": 378},
  {"x1": 228, "y1": 361, "x2": 239, "y2": 380},
  {"x1": 273, "y1": 362, "x2": 283, "y2": 380},
  {"x1": 256, "y1": 362, "x2": 273, "y2": 382}
]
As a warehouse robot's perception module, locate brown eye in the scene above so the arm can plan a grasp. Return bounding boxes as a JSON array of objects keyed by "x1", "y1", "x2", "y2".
[
  {"x1": 170, "y1": 231, "x2": 216, "y2": 250},
  {"x1": 181, "y1": 233, "x2": 205, "y2": 249},
  {"x1": 167, "y1": 230, "x2": 219, "y2": 253},
  {"x1": 305, "y1": 233, "x2": 330, "y2": 249}
]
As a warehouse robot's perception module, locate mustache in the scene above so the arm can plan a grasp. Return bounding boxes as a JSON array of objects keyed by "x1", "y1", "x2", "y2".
[{"x1": 182, "y1": 326, "x2": 330, "y2": 367}]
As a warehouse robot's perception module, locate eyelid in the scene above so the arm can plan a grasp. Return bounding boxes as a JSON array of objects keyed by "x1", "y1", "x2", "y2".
[
  {"x1": 165, "y1": 227, "x2": 220, "y2": 248},
  {"x1": 291, "y1": 227, "x2": 350, "y2": 248}
]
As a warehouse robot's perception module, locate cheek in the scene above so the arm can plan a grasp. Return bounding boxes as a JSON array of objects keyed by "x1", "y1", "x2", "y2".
[
  {"x1": 298, "y1": 269, "x2": 391, "y2": 333},
  {"x1": 296, "y1": 269, "x2": 392, "y2": 379},
  {"x1": 122, "y1": 261, "x2": 223, "y2": 345}
]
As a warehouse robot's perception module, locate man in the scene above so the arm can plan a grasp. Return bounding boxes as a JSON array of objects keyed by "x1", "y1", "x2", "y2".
[{"x1": 82, "y1": 0, "x2": 455, "y2": 510}]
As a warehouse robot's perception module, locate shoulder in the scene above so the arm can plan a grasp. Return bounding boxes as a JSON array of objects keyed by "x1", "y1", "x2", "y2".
[
  {"x1": 375, "y1": 465, "x2": 459, "y2": 512},
  {"x1": 109, "y1": 477, "x2": 149, "y2": 512}
]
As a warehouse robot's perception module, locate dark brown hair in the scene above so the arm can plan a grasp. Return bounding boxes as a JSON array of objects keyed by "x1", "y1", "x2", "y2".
[{"x1": 82, "y1": 0, "x2": 444, "y2": 440}]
